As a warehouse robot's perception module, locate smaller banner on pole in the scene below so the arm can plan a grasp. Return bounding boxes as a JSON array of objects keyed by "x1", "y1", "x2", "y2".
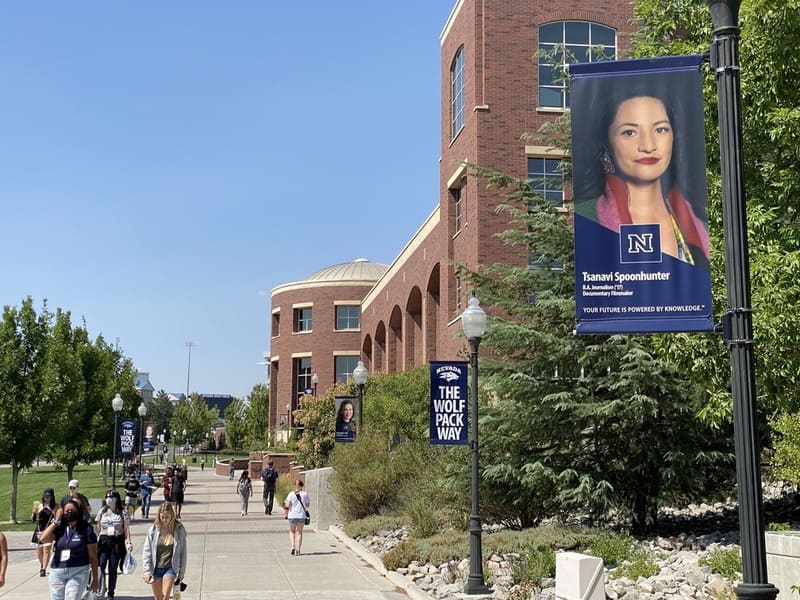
[
  {"x1": 143, "y1": 421, "x2": 156, "y2": 453},
  {"x1": 334, "y1": 396, "x2": 357, "y2": 443},
  {"x1": 119, "y1": 419, "x2": 136, "y2": 455},
  {"x1": 429, "y1": 361, "x2": 469, "y2": 446}
]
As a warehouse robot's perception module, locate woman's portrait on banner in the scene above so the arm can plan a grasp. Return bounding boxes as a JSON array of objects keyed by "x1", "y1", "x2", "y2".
[
  {"x1": 572, "y1": 69, "x2": 710, "y2": 268},
  {"x1": 334, "y1": 397, "x2": 357, "y2": 443}
]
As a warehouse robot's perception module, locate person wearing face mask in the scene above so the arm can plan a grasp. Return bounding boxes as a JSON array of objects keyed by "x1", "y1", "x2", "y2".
[
  {"x1": 39, "y1": 499, "x2": 100, "y2": 600},
  {"x1": 94, "y1": 490, "x2": 131, "y2": 599}
]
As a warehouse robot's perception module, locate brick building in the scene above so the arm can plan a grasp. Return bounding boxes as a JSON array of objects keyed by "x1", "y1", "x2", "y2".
[
  {"x1": 269, "y1": 1, "x2": 636, "y2": 426},
  {"x1": 268, "y1": 259, "x2": 387, "y2": 430}
]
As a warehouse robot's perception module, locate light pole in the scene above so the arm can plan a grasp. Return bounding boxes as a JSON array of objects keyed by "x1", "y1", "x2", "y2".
[
  {"x1": 461, "y1": 296, "x2": 491, "y2": 595},
  {"x1": 172, "y1": 430, "x2": 177, "y2": 463},
  {"x1": 352, "y1": 361, "x2": 368, "y2": 429},
  {"x1": 138, "y1": 401, "x2": 147, "y2": 469},
  {"x1": 182, "y1": 428, "x2": 187, "y2": 455},
  {"x1": 705, "y1": 3, "x2": 778, "y2": 600},
  {"x1": 311, "y1": 372, "x2": 319, "y2": 397},
  {"x1": 111, "y1": 393, "x2": 124, "y2": 489},
  {"x1": 185, "y1": 340, "x2": 198, "y2": 399}
]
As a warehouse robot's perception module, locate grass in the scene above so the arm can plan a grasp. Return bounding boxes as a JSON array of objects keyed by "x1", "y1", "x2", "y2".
[{"x1": 0, "y1": 464, "x2": 136, "y2": 530}]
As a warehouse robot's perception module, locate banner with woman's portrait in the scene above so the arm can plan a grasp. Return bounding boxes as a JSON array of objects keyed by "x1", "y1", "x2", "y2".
[
  {"x1": 334, "y1": 396, "x2": 358, "y2": 443},
  {"x1": 570, "y1": 55, "x2": 713, "y2": 334}
]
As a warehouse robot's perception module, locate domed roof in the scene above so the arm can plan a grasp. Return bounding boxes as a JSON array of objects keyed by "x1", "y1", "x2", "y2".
[{"x1": 305, "y1": 258, "x2": 388, "y2": 283}]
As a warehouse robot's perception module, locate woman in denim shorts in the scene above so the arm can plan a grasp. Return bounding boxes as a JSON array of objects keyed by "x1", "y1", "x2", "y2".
[{"x1": 141, "y1": 502, "x2": 186, "y2": 600}]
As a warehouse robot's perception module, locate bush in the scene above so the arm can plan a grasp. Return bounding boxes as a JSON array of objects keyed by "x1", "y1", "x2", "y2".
[
  {"x1": 612, "y1": 550, "x2": 659, "y2": 580},
  {"x1": 512, "y1": 547, "x2": 556, "y2": 585},
  {"x1": 699, "y1": 546, "x2": 742, "y2": 579},
  {"x1": 771, "y1": 411, "x2": 800, "y2": 484},
  {"x1": 587, "y1": 532, "x2": 634, "y2": 567},
  {"x1": 331, "y1": 431, "x2": 427, "y2": 520},
  {"x1": 407, "y1": 496, "x2": 439, "y2": 539},
  {"x1": 768, "y1": 522, "x2": 791, "y2": 531},
  {"x1": 383, "y1": 540, "x2": 420, "y2": 571}
]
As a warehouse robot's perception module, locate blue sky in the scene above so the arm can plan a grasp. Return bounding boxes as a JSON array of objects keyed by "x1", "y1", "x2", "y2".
[{"x1": 0, "y1": 2, "x2": 454, "y2": 399}]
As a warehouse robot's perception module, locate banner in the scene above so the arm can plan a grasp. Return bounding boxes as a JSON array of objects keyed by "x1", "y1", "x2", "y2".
[
  {"x1": 570, "y1": 55, "x2": 713, "y2": 334},
  {"x1": 143, "y1": 421, "x2": 156, "y2": 453},
  {"x1": 429, "y1": 361, "x2": 468, "y2": 446},
  {"x1": 334, "y1": 396, "x2": 357, "y2": 443},
  {"x1": 119, "y1": 419, "x2": 136, "y2": 455}
]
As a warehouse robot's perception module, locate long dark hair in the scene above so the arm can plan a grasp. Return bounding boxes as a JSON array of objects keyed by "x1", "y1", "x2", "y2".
[
  {"x1": 102, "y1": 489, "x2": 124, "y2": 516},
  {"x1": 335, "y1": 400, "x2": 355, "y2": 426},
  {"x1": 570, "y1": 70, "x2": 707, "y2": 222}
]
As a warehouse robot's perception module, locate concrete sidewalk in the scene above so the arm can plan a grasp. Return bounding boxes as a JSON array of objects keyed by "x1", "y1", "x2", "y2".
[{"x1": 1, "y1": 466, "x2": 409, "y2": 599}]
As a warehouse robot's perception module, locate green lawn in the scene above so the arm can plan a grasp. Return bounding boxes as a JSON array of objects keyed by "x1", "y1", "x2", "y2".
[{"x1": 0, "y1": 464, "x2": 117, "y2": 530}]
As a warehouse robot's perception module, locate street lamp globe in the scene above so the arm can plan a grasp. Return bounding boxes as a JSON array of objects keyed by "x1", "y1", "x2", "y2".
[
  {"x1": 111, "y1": 393, "x2": 124, "y2": 413},
  {"x1": 352, "y1": 361, "x2": 368, "y2": 386},
  {"x1": 137, "y1": 402, "x2": 147, "y2": 418},
  {"x1": 461, "y1": 296, "x2": 487, "y2": 340},
  {"x1": 311, "y1": 373, "x2": 319, "y2": 386}
]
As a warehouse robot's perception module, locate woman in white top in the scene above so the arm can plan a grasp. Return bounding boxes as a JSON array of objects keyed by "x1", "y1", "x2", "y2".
[
  {"x1": 283, "y1": 480, "x2": 311, "y2": 556},
  {"x1": 95, "y1": 489, "x2": 131, "y2": 599}
]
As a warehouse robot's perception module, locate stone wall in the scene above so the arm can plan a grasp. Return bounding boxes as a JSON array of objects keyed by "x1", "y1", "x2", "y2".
[{"x1": 766, "y1": 531, "x2": 800, "y2": 599}]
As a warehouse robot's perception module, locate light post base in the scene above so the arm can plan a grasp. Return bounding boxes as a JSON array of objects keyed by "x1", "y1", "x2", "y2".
[
  {"x1": 458, "y1": 583, "x2": 493, "y2": 598},
  {"x1": 734, "y1": 583, "x2": 779, "y2": 600}
]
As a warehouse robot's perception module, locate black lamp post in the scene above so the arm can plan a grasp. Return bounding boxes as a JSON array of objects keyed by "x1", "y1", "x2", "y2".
[
  {"x1": 705, "y1": 3, "x2": 778, "y2": 600},
  {"x1": 312, "y1": 372, "x2": 319, "y2": 397},
  {"x1": 111, "y1": 393, "x2": 124, "y2": 488},
  {"x1": 352, "y1": 361, "x2": 368, "y2": 429},
  {"x1": 138, "y1": 401, "x2": 147, "y2": 469},
  {"x1": 461, "y1": 296, "x2": 491, "y2": 595}
]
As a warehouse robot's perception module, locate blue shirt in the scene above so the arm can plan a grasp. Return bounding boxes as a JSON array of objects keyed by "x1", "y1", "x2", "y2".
[
  {"x1": 139, "y1": 473, "x2": 155, "y2": 496},
  {"x1": 51, "y1": 522, "x2": 97, "y2": 568}
]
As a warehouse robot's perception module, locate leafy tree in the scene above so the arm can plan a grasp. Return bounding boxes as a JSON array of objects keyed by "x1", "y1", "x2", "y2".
[
  {"x1": 366, "y1": 366, "x2": 430, "y2": 443},
  {"x1": 244, "y1": 383, "x2": 270, "y2": 450},
  {"x1": 631, "y1": 0, "x2": 800, "y2": 426},
  {"x1": 223, "y1": 398, "x2": 246, "y2": 454},
  {"x1": 294, "y1": 386, "x2": 338, "y2": 469},
  {"x1": 457, "y1": 169, "x2": 734, "y2": 532},
  {"x1": 0, "y1": 297, "x2": 52, "y2": 522},
  {"x1": 770, "y1": 412, "x2": 800, "y2": 484},
  {"x1": 171, "y1": 393, "x2": 218, "y2": 450}
]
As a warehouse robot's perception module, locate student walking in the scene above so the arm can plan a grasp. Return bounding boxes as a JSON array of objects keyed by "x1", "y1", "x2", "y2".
[
  {"x1": 95, "y1": 489, "x2": 131, "y2": 600},
  {"x1": 40, "y1": 500, "x2": 100, "y2": 599},
  {"x1": 283, "y1": 480, "x2": 310, "y2": 556},
  {"x1": 236, "y1": 470, "x2": 253, "y2": 516},
  {"x1": 32, "y1": 488, "x2": 57, "y2": 577},
  {"x1": 260, "y1": 460, "x2": 279, "y2": 515},
  {"x1": 142, "y1": 502, "x2": 187, "y2": 600}
]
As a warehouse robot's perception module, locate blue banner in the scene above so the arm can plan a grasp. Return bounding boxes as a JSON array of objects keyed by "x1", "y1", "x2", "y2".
[
  {"x1": 334, "y1": 396, "x2": 357, "y2": 443},
  {"x1": 569, "y1": 56, "x2": 713, "y2": 334},
  {"x1": 429, "y1": 361, "x2": 468, "y2": 446},
  {"x1": 143, "y1": 421, "x2": 156, "y2": 453},
  {"x1": 119, "y1": 419, "x2": 136, "y2": 455}
]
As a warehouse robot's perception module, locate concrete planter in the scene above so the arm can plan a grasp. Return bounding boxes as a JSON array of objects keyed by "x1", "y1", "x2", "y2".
[{"x1": 766, "y1": 531, "x2": 800, "y2": 599}]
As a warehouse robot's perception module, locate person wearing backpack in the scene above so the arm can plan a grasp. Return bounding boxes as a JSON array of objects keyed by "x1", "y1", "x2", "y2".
[
  {"x1": 260, "y1": 460, "x2": 279, "y2": 515},
  {"x1": 31, "y1": 488, "x2": 57, "y2": 577},
  {"x1": 236, "y1": 470, "x2": 253, "y2": 516}
]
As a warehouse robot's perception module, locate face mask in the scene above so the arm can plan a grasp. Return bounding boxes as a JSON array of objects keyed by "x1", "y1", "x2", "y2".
[
  {"x1": 105, "y1": 497, "x2": 116, "y2": 507},
  {"x1": 64, "y1": 511, "x2": 78, "y2": 522}
]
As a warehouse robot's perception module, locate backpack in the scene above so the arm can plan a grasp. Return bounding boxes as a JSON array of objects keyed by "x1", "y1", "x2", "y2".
[
  {"x1": 238, "y1": 478, "x2": 251, "y2": 495},
  {"x1": 261, "y1": 468, "x2": 277, "y2": 489}
]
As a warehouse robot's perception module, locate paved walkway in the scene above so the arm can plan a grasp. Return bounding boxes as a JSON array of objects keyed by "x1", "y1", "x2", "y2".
[{"x1": 1, "y1": 466, "x2": 409, "y2": 599}]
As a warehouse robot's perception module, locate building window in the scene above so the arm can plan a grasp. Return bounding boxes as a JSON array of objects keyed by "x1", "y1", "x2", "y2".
[
  {"x1": 455, "y1": 275, "x2": 463, "y2": 313},
  {"x1": 295, "y1": 357, "x2": 312, "y2": 395},
  {"x1": 335, "y1": 305, "x2": 360, "y2": 330},
  {"x1": 527, "y1": 157, "x2": 564, "y2": 206},
  {"x1": 271, "y1": 312, "x2": 280, "y2": 337},
  {"x1": 453, "y1": 180, "x2": 464, "y2": 234},
  {"x1": 294, "y1": 307, "x2": 312, "y2": 333},
  {"x1": 451, "y1": 46, "x2": 465, "y2": 138},
  {"x1": 538, "y1": 21, "x2": 616, "y2": 109},
  {"x1": 335, "y1": 356, "x2": 360, "y2": 384}
]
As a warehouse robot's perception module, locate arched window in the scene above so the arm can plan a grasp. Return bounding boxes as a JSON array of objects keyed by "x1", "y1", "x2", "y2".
[
  {"x1": 451, "y1": 46, "x2": 465, "y2": 138},
  {"x1": 538, "y1": 21, "x2": 616, "y2": 109}
]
